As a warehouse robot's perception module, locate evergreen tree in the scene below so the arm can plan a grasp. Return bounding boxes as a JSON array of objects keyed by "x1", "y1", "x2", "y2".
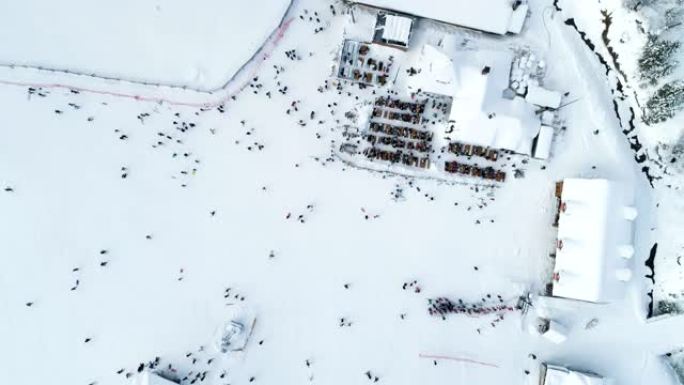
[
  {"x1": 664, "y1": 7, "x2": 684, "y2": 30},
  {"x1": 638, "y1": 34, "x2": 680, "y2": 84},
  {"x1": 624, "y1": 0, "x2": 656, "y2": 11},
  {"x1": 656, "y1": 299, "x2": 682, "y2": 315},
  {"x1": 643, "y1": 80, "x2": 684, "y2": 124}
]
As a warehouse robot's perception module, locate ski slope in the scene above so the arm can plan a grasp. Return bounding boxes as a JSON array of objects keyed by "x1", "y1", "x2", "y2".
[
  {"x1": 0, "y1": 0, "x2": 682, "y2": 385},
  {"x1": 0, "y1": 0, "x2": 291, "y2": 90}
]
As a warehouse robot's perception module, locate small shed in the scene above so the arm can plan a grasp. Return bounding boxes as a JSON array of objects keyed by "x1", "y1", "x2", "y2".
[{"x1": 374, "y1": 13, "x2": 414, "y2": 48}]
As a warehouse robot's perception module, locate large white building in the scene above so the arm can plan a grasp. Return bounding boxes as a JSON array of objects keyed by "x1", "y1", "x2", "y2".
[
  {"x1": 404, "y1": 44, "x2": 542, "y2": 155},
  {"x1": 350, "y1": 0, "x2": 528, "y2": 35},
  {"x1": 551, "y1": 178, "x2": 637, "y2": 303}
]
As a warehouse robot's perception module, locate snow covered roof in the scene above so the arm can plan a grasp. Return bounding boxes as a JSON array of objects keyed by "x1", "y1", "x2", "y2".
[
  {"x1": 543, "y1": 365, "x2": 605, "y2": 385},
  {"x1": 533, "y1": 125, "x2": 554, "y2": 159},
  {"x1": 406, "y1": 45, "x2": 456, "y2": 96},
  {"x1": 381, "y1": 14, "x2": 412, "y2": 46},
  {"x1": 352, "y1": 0, "x2": 521, "y2": 35},
  {"x1": 507, "y1": 4, "x2": 529, "y2": 34},
  {"x1": 402, "y1": 45, "x2": 544, "y2": 154},
  {"x1": 452, "y1": 97, "x2": 540, "y2": 155},
  {"x1": 449, "y1": 50, "x2": 540, "y2": 154},
  {"x1": 526, "y1": 85, "x2": 562, "y2": 109},
  {"x1": 133, "y1": 371, "x2": 179, "y2": 385},
  {"x1": 553, "y1": 178, "x2": 635, "y2": 303}
]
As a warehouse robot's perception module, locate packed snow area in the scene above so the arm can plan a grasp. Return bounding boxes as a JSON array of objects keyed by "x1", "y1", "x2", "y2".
[
  {"x1": 0, "y1": 0, "x2": 291, "y2": 90},
  {"x1": 665, "y1": 348, "x2": 684, "y2": 385},
  {"x1": 0, "y1": 1, "x2": 683, "y2": 385}
]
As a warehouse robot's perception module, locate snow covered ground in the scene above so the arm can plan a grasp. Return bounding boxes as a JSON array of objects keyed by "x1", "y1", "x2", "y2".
[
  {"x1": 0, "y1": 0, "x2": 291, "y2": 90},
  {"x1": 0, "y1": 0, "x2": 682, "y2": 385},
  {"x1": 664, "y1": 348, "x2": 684, "y2": 385}
]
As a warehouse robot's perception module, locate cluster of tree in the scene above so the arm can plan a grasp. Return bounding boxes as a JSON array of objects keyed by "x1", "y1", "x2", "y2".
[
  {"x1": 638, "y1": 34, "x2": 680, "y2": 84},
  {"x1": 656, "y1": 299, "x2": 683, "y2": 316},
  {"x1": 625, "y1": 0, "x2": 684, "y2": 27},
  {"x1": 642, "y1": 80, "x2": 684, "y2": 124},
  {"x1": 663, "y1": 7, "x2": 684, "y2": 30},
  {"x1": 626, "y1": 0, "x2": 684, "y2": 124},
  {"x1": 656, "y1": 138, "x2": 684, "y2": 173},
  {"x1": 624, "y1": 0, "x2": 653, "y2": 11}
]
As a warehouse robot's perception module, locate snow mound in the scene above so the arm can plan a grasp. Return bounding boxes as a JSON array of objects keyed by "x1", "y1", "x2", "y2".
[{"x1": 213, "y1": 306, "x2": 256, "y2": 353}]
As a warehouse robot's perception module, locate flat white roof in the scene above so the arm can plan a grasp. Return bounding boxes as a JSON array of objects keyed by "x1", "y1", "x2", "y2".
[
  {"x1": 543, "y1": 365, "x2": 605, "y2": 385},
  {"x1": 354, "y1": 0, "x2": 518, "y2": 35},
  {"x1": 533, "y1": 125, "x2": 554, "y2": 159},
  {"x1": 553, "y1": 178, "x2": 634, "y2": 303},
  {"x1": 404, "y1": 46, "x2": 541, "y2": 154},
  {"x1": 382, "y1": 14, "x2": 412, "y2": 46},
  {"x1": 454, "y1": 97, "x2": 539, "y2": 155},
  {"x1": 507, "y1": 4, "x2": 529, "y2": 34},
  {"x1": 526, "y1": 85, "x2": 562, "y2": 109}
]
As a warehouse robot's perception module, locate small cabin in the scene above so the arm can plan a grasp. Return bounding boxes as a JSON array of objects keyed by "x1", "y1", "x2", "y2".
[{"x1": 372, "y1": 12, "x2": 414, "y2": 49}]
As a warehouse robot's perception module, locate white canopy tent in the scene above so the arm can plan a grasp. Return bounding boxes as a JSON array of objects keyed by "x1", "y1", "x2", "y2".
[
  {"x1": 542, "y1": 364, "x2": 605, "y2": 385},
  {"x1": 380, "y1": 14, "x2": 413, "y2": 47},
  {"x1": 552, "y1": 178, "x2": 635, "y2": 303}
]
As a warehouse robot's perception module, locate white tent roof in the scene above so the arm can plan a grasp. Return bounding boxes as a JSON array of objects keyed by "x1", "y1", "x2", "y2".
[
  {"x1": 543, "y1": 365, "x2": 605, "y2": 385},
  {"x1": 354, "y1": 0, "x2": 519, "y2": 35},
  {"x1": 553, "y1": 178, "x2": 634, "y2": 303},
  {"x1": 526, "y1": 85, "x2": 562, "y2": 109},
  {"x1": 382, "y1": 14, "x2": 412, "y2": 46}
]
